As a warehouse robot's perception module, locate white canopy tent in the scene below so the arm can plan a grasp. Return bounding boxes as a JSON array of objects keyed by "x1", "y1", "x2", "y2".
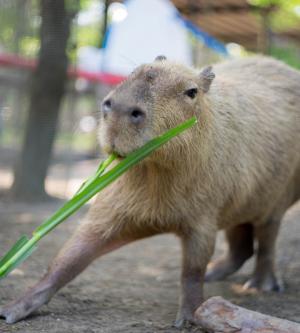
[
  {"x1": 101, "y1": 0, "x2": 192, "y2": 75},
  {"x1": 78, "y1": 0, "x2": 228, "y2": 77}
]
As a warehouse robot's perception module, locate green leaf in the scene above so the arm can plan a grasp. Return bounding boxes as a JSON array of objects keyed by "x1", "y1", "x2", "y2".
[
  {"x1": 0, "y1": 235, "x2": 29, "y2": 268},
  {"x1": 75, "y1": 153, "x2": 117, "y2": 195},
  {"x1": 0, "y1": 243, "x2": 37, "y2": 278}
]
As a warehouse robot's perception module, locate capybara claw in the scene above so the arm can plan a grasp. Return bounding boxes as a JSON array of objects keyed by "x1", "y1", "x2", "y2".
[
  {"x1": 0, "y1": 299, "x2": 38, "y2": 324},
  {"x1": 174, "y1": 317, "x2": 194, "y2": 330},
  {"x1": 174, "y1": 311, "x2": 196, "y2": 330},
  {"x1": 0, "y1": 305, "x2": 18, "y2": 324},
  {"x1": 243, "y1": 275, "x2": 284, "y2": 292}
]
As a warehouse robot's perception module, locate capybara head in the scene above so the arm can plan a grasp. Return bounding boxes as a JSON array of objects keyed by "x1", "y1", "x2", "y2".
[{"x1": 98, "y1": 56, "x2": 215, "y2": 159}]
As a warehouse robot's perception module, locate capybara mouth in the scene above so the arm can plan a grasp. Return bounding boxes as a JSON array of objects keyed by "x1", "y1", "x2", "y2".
[
  {"x1": 111, "y1": 149, "x2": 126, "y2": 159},
  {"x1": 112, "y1": 146, "x2": 141, "y2": 159},
  {"x1": 115, "y1": 152, "x2": 125, "y2": 159},
  {"x1": 102, "y1": 145, "x2": 126, "y2": 159}
]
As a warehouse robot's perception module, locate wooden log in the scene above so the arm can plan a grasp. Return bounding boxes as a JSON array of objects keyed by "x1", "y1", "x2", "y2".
[{"x1": 194, "y1": 296, "x2": 300, "y2": 333}]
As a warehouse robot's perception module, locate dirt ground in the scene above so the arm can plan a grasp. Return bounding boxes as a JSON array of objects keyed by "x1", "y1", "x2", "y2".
[{"x1": 0, "y1": 159, "x2": 299, "y2": 333}]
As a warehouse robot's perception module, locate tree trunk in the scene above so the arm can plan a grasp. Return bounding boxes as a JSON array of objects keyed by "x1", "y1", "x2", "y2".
[
  {"x1": 11, "y1": 0, "x2": 72, "y2": 200},
  {"x1": 257, "y1": 7, "x2": 273, "y2": 54},
  {"x1": 100, "y1": 0, "x2": 110, "y2": 48}
]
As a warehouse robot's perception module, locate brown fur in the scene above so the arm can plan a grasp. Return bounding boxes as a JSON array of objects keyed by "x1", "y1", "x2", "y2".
[{"x1": 1, "y1": 56, "x2": 300, "y2": 326}]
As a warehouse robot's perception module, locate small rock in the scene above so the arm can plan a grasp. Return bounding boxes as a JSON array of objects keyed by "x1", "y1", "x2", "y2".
[{"x1": 9, "y1": 268, "x2": 25, "y2": 277}]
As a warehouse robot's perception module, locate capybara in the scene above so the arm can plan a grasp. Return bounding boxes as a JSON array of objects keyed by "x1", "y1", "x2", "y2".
[{"x1": 1, "y1": 55, "x2": 300, "y2": 327}]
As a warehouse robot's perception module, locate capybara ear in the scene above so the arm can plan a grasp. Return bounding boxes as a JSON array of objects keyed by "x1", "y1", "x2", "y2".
[
  {"x1": 199, "y1": 66, "x2": 215, "y2": 93},
  {"x1": 155, "y1": 55, "x2": 167, "y2": 62}
]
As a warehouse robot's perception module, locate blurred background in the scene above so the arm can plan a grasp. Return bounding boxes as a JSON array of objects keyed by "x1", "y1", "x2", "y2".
[
  {"x1": 0, "y1": 0, "x2": 299, "y2": 202},
  {"x1": 1, "y1": 3, "x2": 300, "y2": 332}
]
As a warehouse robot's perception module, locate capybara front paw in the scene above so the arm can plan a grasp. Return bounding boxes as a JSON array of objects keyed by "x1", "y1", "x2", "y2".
[
  {"x1": 174, "y1": 316, "x2": 195, "y2": 330},
  {"x1": 0, "y1": 302, "x2": 27, "y2": 324},
  {"x1": 174, "y1": 309, "x2": 196, "y2": 329},
  {"x1": 0, "y1": 297, "x2": 42, "y2": 324}
]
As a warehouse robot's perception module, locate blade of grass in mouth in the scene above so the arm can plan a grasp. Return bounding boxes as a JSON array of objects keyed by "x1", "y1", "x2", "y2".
[{"x1": 0, "y1": 116, "x2": 197, "y2": 278}]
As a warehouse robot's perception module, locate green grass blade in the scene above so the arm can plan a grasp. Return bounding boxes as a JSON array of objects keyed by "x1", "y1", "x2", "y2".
[
  {"x1": 0, "y1": 243, "x2": 37, "y2": 278},
  {"x1": 75, "y1": 153, "x2": 117, "y2": 195},
  {"x1": 0, "y1": 235, "x2": 38, "y2": 278},
  {"x1": 0, "y1": 235, "x2": 29, "y2": 267},
  {"x1": 0, "y1": 116, "x2": 197, "y2": 278},
  {"x1": 33, "y1": 116, "x2": 197, "y2": 237}
]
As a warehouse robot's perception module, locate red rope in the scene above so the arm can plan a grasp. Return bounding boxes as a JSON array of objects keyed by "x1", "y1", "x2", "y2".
[{"x1": 0, "y1": 53, "x2": 126, "y2": 86}]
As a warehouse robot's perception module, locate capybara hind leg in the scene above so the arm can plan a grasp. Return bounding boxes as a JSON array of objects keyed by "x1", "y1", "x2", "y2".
[
  {"x1": 205, "y1": 224, "x2": 254, "y2": 282},
  {"x1": 244, "y1": 219, "x2": 283, "y2": 292},
  {"x1": 0, "y1": 228, "x2": 129, "y2": 324}
]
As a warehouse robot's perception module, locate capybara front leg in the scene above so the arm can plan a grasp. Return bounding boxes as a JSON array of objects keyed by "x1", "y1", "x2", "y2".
[
  {"x1": 175, "y1": 223, "x2": 216, "y2": 329},
  {"x1": 0, "y1": 226, "x2": 128, "y2": 324}
]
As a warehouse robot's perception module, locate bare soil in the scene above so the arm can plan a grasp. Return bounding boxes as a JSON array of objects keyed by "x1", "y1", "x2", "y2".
[{"x1": 0, "y1": 160, "x2": 299, "y2": 333}]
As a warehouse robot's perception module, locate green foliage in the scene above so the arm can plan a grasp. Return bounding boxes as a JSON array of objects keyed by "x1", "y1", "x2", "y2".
[
  {"x1": 0, "y1": 1, "x2": 40, "y2": 55},
  {"x1": 250, "y1": 0, "x2": 285, "y2": 6},
  {"x1": 19, "y1": 36, "x2": 40, "y2": 57},
  {"x1": 0, "y1": 0, "x2": 102, "y2": 59},
  {"x1": 65, "y1": 0, "x2": 81, "y2": 14},
  {"x1": 0, "y1": 0, "x2": 299, "y2": 60},
  {"x1": 72, "y1": 23, "x2": 101, "y2": 50},
  {"x1": 0, "y1": 117, "x2": 197, "y2": 278},
  {"x1": 270, "y1": 45, "x2": 300, "y2": 69},
  {"x1": 77, "y1": 0, "x2": 96, "y2": 10},
  {"x1": 249, "y1": 0, "x2": 300, "y2": 31},
  {"x1": 249, "y1": 0, "x2": 300, "y2": 8}
]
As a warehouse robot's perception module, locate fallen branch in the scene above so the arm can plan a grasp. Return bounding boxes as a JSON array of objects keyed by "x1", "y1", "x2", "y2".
[{"x1": 195, "y1": 296, "x2": 300, "y2": 333}]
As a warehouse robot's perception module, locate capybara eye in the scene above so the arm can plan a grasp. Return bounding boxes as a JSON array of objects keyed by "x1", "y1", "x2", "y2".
[
  {"x1": 130, "y1": 108, "x2": 145, "y2": 124},
  {"x1": 185, "y1": 88, "x2": 198, "y2": 99}
]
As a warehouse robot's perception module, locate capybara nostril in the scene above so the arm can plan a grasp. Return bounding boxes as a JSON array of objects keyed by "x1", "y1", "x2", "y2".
[
  {"x1": 129, "y1": 108, "x2": 145, "y2": 125},
  {"x1": 102, "y1": 99, "x2": 112, "y2": 118}
]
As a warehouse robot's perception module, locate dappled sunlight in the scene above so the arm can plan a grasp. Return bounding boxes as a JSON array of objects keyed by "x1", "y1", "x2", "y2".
[{"x1": 0, "y1": 169, "x2": 13, "y2": 191}]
